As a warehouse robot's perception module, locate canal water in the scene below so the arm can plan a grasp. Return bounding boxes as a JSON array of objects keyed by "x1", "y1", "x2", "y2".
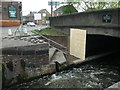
[{"x1": 8, "y1": 53, "x2": 120, "y2": 89}]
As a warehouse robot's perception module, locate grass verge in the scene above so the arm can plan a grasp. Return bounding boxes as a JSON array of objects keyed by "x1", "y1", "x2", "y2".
[{"x1": 32, "y1": 27, "x2": 66, "y2": 36}]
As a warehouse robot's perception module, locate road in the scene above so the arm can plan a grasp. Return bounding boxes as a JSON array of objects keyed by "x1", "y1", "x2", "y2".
[{"x1": 1, "y1": 25, "x2": 48, "y2": 37}]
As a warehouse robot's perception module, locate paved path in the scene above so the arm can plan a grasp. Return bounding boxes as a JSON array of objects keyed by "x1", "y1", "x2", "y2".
[{"x1": 1, "y1": 25, "x2": 48, "y2": 37}]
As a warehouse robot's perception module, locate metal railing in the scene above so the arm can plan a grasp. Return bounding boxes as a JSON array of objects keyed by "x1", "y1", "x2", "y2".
[{"x1": 31, "y1": 34, "x2": 68, "y2": 54}]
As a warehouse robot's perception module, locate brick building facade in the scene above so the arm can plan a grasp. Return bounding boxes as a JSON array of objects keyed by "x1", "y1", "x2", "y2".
[
  {"x1": 0, "y1": 0, "x2": 22, "y2": 27},
  {"x1": 23, "y1": 9, "x2": 50, "y2": 25}
]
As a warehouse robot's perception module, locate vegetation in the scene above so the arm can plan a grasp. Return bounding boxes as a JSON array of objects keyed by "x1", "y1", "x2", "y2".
[
  {"x1": 58, "y1": 5, "x2": 78, "y2": 15},
  {"x1": 66, "y1": 0, "x2": 120, "y2": 11},
  {"x1": 32, "y1": 28, "x2": 66, "y2": 36},
  {"x1": 45, "y1": 15, "x2": 50, "y2": 20}
]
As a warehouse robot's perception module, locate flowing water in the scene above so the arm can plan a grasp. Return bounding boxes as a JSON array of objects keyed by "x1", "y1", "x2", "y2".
[{"x1": 9, "y1": 53, "x2": 120, "y2": 89}]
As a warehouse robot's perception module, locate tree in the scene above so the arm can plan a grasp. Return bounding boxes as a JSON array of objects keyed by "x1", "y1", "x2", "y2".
[
  {"x1": 61, "y1": 5, "x2": 78, "y2": 14},
  {"x1": 66, "y1": 0, "x2": 120, "y2": 11},
  {"x1": 55, "y1": 5, "x2": 78, "y2": 15}
]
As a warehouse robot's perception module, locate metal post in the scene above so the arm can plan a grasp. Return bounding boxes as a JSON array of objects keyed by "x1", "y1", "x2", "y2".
[
  {"x1": 19, "y1": 2, "x2": 22, "y2": 24},
  {"x1": 51, "y1": 0, "x2": 53, "y2": 16},
  {"x1": 20, "y1": 11, "x2": 23, "y2": 24}
]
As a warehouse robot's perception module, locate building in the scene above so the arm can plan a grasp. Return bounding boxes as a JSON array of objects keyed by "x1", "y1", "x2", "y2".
[
  {"x1": 23, "y1": 9, "x2": 50, "y2": 25},
  {"x1": 38, "y1": 9, "x2": 50, "y2": 25},
  {"x1": 0, "y1": 0, "x2": 22, "y2": 27},
  {"x1": 23, "y1": 11, "x2": 37, "y2": 23}
]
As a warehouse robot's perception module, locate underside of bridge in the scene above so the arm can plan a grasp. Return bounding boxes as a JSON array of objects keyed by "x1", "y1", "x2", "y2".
[
  {"x1": 69, "y1": 28, "x2": 120, "y2": 60},
  {"x1": 86, "y1": 34, "x2": 120, "y2": 57}
]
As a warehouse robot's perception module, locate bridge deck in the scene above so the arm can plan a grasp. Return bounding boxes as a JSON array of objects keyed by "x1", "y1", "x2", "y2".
[{"x1": 50, "y1": 8, "x2": 120, "y2": 29}]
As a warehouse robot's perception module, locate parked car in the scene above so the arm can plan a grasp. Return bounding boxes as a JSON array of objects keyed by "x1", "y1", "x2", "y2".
[{"x1": 27, "y1": 22, "x2": 36, "y2": 26}]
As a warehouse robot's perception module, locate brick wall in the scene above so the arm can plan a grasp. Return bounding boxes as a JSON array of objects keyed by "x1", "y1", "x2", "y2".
[{"x1": 0, "y1": 20, "x2": 21, "y2": 27}]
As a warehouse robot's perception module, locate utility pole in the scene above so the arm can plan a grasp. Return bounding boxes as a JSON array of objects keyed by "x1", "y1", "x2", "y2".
[{"x1": 51, "y1": 0, "x2": 53, "y2": 16}]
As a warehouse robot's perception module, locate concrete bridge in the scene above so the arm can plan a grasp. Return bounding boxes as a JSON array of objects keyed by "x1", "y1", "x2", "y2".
[
  {"x1": 50, "y1": 8, "x2": 120, "y2": 38},
  {"x1": 50, "y1": 8, "x2": 120, "y2": 60}
]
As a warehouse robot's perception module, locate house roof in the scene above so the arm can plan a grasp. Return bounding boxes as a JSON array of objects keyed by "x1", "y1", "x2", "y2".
[
  {"x1": 26, "y1": 11, "x2": 37, "y2": 17},
  {"x1": 38, "y1": 9, "x2": 50, "y2": 15}
]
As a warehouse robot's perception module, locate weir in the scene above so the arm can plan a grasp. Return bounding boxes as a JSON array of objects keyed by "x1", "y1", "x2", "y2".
[
  {"x1": 7, "y1": 51, "x2": 120, "y2": 89},
  {"x1": 2, "y1": 33, "x2": 120, "y2": 89}
]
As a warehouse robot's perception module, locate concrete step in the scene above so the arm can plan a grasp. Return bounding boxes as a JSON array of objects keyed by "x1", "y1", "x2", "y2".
[
  {"x1": 49, "y1": 47, "x2": 57, "y2": 61},
  {"x1": 50, "y1": 50, "x2": 67, "y2": 64}
]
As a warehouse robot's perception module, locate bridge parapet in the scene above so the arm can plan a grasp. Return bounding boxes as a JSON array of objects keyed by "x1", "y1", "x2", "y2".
[{"x1": 50, "y1": 8, "x2": 120, "y2": 29}]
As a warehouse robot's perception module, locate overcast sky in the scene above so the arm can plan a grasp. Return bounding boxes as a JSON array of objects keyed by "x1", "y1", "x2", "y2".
[
  {"x1": 20, "y1": 0, "x2": 116, "y2": 15},
  {"x1": 21, "y1": 0, "x2": 65, "y2": 15}
]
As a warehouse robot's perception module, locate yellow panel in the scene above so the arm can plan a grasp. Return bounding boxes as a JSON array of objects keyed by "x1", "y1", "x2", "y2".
[{"x1": 70, "y1": 28, "x2": 86, "y2": 60}]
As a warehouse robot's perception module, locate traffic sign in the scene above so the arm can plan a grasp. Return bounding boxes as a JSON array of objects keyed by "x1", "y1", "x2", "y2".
[{"x1": 48, "y1": 1, "x2": 60, "y2": 6}]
